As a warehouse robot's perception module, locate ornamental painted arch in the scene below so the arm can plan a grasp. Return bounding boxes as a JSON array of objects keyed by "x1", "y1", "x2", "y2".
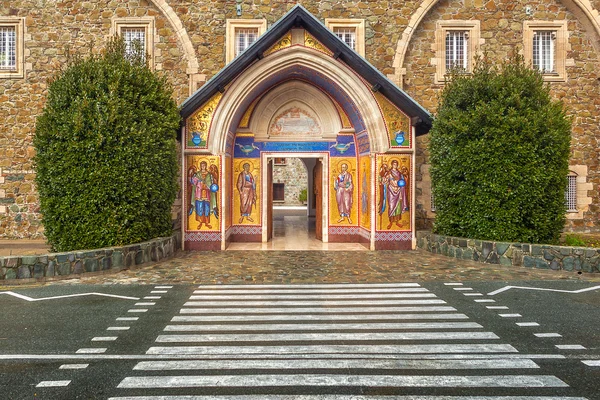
[{"x1": 178, "y1": 5, "x2": 432, "y2": 251}]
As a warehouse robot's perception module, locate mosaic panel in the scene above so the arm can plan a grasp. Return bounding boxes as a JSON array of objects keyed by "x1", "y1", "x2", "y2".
[
  {"x1": 374, "y1": 92, "x2": 411, "y2": 149},
  {"x1": 304, "y1": 31, "x2": 333, "y2": 56},
  {"x1": 264, "y1": 31, "x2": 292, "y2": 57},
  {"x1": 375, "y1": 154, "x2": 411, "y2": 232},
  {"x1": 329, "y1": 226, "x2": 361, "y2": 235},
  {"x1": 234, "y1": 137, "x2": 261, "y2": 158},
  {"x1": 329, "y1": 157, "x2": 358, "y2": 227},
  {"x1": 269, "y1": 106, "x2": 321, "y2": 137},
  {"x1": 356, "y1": 131, "x2": 370, "y2": 155},
  {"x1": 225, "y1": 156, "x2": 232, "y2": 229},
  {"x1": 230, "y1": 226, "x2": 262, "y2": 235},
  {"x1": 329, "y1": 134, "x2": 356, "y2": 157},
  {"x1": 185, "y1": 232, "x2": 222, "y2": 242},
  {"x1": 186, "y1": 155, "x2": 221, "y2": 233},
  {"x1": 232, "y1": 158, "x2": 261, "y2": 226},
  {"x1": 359, "y1": 154, "x2": 371, "y2": 230},
  {"x1": 374, "y1": 231, "x2": 412, "y2": 241},
  {"x1": 187, "y1": 92, "x2": 222, "y2": 149}
]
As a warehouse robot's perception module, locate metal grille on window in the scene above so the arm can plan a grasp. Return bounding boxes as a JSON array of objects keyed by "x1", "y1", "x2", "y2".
[
  {"x1": 235, "y1": 28, "x2": 258, "y2": 57},
  {"x1": 445, "y1": 31, "x2": 468, "y2": 71},
  {"x1": 565, "y1": 175, "x2": 577, "y2": 212},
  {"x1": 122, "y1": 27, "x2": 146, "y2": 59},
  {"x1": 431, "y1": 192, "x2": 436, "y2": 212},
  {"x1": 0, "y1": 26, "x2": 16, "y2": 70},
  {"x1": 533, "y1": 31, "x2": 555, "y2": 73},
  {"x1": 334, "y1": 28, "x2": 356, "y2": 50}
]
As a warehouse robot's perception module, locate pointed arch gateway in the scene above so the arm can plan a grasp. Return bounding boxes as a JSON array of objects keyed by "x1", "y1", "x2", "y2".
[{"x1": 179, "y1": 5, "x2": 432, "y2": 251}]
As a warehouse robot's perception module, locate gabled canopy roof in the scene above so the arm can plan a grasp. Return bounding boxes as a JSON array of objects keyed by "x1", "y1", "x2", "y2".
[{"x1": 179, "y1": 5, "x2": 432, "y2": 135}]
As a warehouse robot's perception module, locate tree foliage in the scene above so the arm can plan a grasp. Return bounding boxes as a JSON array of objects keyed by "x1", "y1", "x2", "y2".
[
  {"x1": 429, "y1": 57, "x2": 571, "y2": 244},
  {"x1": 34, "y1": 38, "x2": 180, "y2": 252}
]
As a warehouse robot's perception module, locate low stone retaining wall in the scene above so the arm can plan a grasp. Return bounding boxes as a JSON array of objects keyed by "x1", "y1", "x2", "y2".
[
  {"x1": 417, "y1": 231, "x2": 600, "y2": 273},
  {"x1": 0, "y1": 235, "x2": 178, "y2": 281}
]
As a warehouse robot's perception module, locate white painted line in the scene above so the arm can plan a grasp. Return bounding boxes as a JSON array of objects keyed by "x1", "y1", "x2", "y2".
[
  {"x1": 556, "y1": 344, "x2": 586, "y2": 350},
  {"x1": 107, "y1": 327, "x2": 130, "y2": 331},
  {"x1": 128, "y1": 309, "x2": 148, "y2": 313},
  {"x1": 146, "y1": 343, "x2": 518, "y2": 355},
  {"x1": 0, "y1": 291, "x2": 139, "y2": 302},
  {"x1": 117, "y1": 317, "x2": 139, "y2": 321},
  {"x1": 171, "y1": 313, "x2": 470, "y2": 323},
  {"x1": 517, "y1": 322, "x2": 540, "y2": 327},
  {"x1": 193, "y1": 288, "x2": 430, "y2": 294},
  {"x1": 444, "y1": 283, "x2": 463, "y2": 286},
  {"x1": 144, "y1": 296, "x2": 161, "y2": 300},
  {"x1": 117, "y1": 374, "x2": 568, "y2": 389},
  {"x1": 59, "y1": 364, "x2": 89, "y2": 369},
  {"x1": 154, "y1": 286, "x2": 173, "y2": 289},
  {"x1": 583, "y1": 360, "x2": 600, "y2": 366},
  {"x1": 464, "y1": 293, "x2": 484, "y2": 296},
  {"x1": 535, "y1": 333, "x2": 563, "y2": 338},
  {"x1": 76, "y1": 348, "x2": 107, "y2": 354},
  {"x1": 91, "y1": 337, "x2": 118, "y2": 342},
  {"x1": 163, "y1": 322, "x2": 484, "y2": 332},
  {"x1": 489, "y1": 284, "x2": 600, "y2": 296},
  {"x1": 151, "y1": 291, "x2": 168, "y2": 294},
  {"x1": 133, "y1": 358, "x2": 539, "y2": 371},
  {"x1": 107, "y1": 396, "x2": 588, "y2": 400},
  {"x1": 183, "y1": 299, "x2": 446, "y2": 307},
  {"x1": 474, "y1": 299, "x2": 496, "y2": 303},
  {"x1": 155, "y1": 331, "x2": 500, "y2": 343},
  {"x1": 36, "y1": 380, "x2": 71, "y2": 387},
  {"x1": 135, "y1": 302, "x2": 156, "y2": 306},
  {"x1": 196, "y1": 283, "x2": 421, "y2": 289},
  {"x1": 498, "y1": 314, "x2": 522, "y2": 318},
  {"x1": 453, "y1": 287, "x2": 473, "y2": 291},
  {"x1": 487, "y1": 306, "x2": 509, "y2": 310},
  {"x1": 179, "y1": 306, "x2": 457, "y2": 314},
  {"x1": 189, "y1": 293, "x2": 436, "y2": 300}
]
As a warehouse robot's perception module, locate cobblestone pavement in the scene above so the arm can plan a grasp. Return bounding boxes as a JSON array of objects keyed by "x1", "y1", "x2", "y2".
[{"x1": 8, "y1": 249, "x2": 595, "y2": 287}]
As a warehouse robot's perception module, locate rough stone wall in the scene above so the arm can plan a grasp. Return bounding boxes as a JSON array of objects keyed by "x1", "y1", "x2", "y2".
[
  {"x1": 406, "y1": 0, "x2": 600, "y2": 233},
  {"x1": 273, "y1": 158, "x2": 308, "y2": 206},
  {"x1": 0, "y1": 0, "x2": 189, "y2": 238}
]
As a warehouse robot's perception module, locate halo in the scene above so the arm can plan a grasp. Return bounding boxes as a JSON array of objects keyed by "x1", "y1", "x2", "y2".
[
  {"x1": 237, "y1": 160, "x2": 255, "y2": 173},
  {"x1": 337, "y1": 159, "x2": 353, "y2": 173}
]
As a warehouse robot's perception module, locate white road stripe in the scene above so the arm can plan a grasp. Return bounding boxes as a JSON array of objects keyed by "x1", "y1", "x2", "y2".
[
  {"x1": 163, "y1": 322, "x2": 483, "y2": 332},
  {"x1": 132, "y1": 358, "x2": 539, "y2": 371},
  {"x1": 196, "y1": 283, "x2": 421, "y2": 289},
  {"x1": 146, "y1": 343, "x2": 518, "y2": 355},
  {"x1": 117, "y1": 374, "x2": 568, "y2": 388},
  {"x1": 108, "y1": 396, "x2": 588, "y2": 400},
  {"x1": 155, "y1": 331, "x2": 500, "y2": 343},
  {"x1": 183, "y1": 299, "x2": 446, "y2": 307},
  {"x1": 583, "y1": 360, "x2": 600, "y2": 366},
  {"x1": 117, "y1": 317, "x2": 139, "y2": 321},
  {"x1": 444, "y1": 283, "x2": 463, "y2": 286},
  {"x1": 128, "y1": 309, "x2": 148, "y2": 313},
  {"x1": 474, "y1": 299, "x2": 496, "y2": 303},
  {"x1": 498, "y1": 314, "x2": 522, "y2": 318},
  {"x1": 535, "y1": 333, "x2": 562, "y2": 338},
  {"x1": 454, "y1": 287, "x2": 474, "y2": 291},
  {"x1": 517, "y1": 322, "x2": 540, "y2": 327},
  {"x1": 36, "y1": 380, "x2": 71, "y2": 387},
  {"x1": 154, "y1": 286, "x2": 173, "y2": 289},
  {"x1": 556, "y1": 344, "x2": 586, "y2": 350},
  {"x1": 464, "y1": 293, "x2": 483, "y2": 296},
  {"x1": 179, "y1": 306, "x2": 457, "y2": 314},
  {"x1": 189, "y1": 293, "x2": 436, "y2": 300},
  {"x1": 171, "y1": 313, "x2": 469, "y2": 322},
  {"x1": 59, "y1": 364, "x2": 89, "y2": 369},
  {"x1": 193, "y1": 288, "x2": 430, "y2": 294},
  {"x1": 487, "y1": 306, "x2": 509, "y2": 310},
  {"x1": 91, "y1": 337, "x2": 117, "y2": 341},
  {"x1": 151, "y1": 291, "x2": 168, "y2": 294},
  {"x1": 135, "y1": 302, "x2": 156, "y2": 306},
  {"x1": 76, "y1": 348, "x2": 107, "y2": 354},
  {"x1": 107, "y1": 326, "x2": 130, "y2": 331}
]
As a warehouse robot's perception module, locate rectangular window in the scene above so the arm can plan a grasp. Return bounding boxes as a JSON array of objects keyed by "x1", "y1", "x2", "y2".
[
  {"x1": 533, "y1": 31, "x2": 555, "y2": 73},
  {"x1": 111, "y1": 18, "x2": 155, "y2": 69},
  {"x1": 565, "y1": 175, "x2": 577, "y2": 212},
  {"x1": 274, "y1": 157, "x2": 286, "y2": 166},
  {"x1": 0, "y1": 26, "x2": 16, "y2": 70},
  {"x1": 334, "y1": 27, "x2": 356, "y2": 50},
  {"x1": 122, "y1": 27, "x2": 146, "y2": 59},
  {"x1": 273, "y1": 183, "x2": 285, "y2": 202},
  {"x1": 445, "y1": 31, "x2": 468, "y2": 71},
  {"x1": 235, "y1": 28, "x2": 258, "y2": 57}
]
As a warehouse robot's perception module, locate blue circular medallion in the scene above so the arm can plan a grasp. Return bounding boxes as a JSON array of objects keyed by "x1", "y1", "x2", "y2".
[
  {"x1": 397, "y1": 179, "x2": 406, "y2": 187},
  {"x1": 210, "y1": 183, "x2": 219, "y2": 193}
]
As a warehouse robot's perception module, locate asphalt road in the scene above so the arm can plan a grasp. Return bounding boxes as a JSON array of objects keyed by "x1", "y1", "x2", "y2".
[{"x1": 0, "y1": 281, "x2": 598, "y2": 400}]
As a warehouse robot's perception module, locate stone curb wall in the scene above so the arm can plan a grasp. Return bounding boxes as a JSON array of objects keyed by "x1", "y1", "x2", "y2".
[
  {"x1": 0, "y1": 235, "x2": 178, "y2": 281},
  {"x1": 417, "y1": 231, "x2": 600, "y2": 273}
]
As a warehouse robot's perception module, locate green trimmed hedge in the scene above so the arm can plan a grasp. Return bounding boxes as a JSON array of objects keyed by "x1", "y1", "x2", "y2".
[
  {"x1": 34, "y1": 39, "x2": 180, "y2": 252},
  {"x1": 429, "y1": 57, "x2": 571, "y2": 244}
]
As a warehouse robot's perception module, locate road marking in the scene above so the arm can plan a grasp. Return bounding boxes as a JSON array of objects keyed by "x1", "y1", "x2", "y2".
[
  {"x1": 171, "y1": 313, "x2": 470, "y2": 322},
  {"x1": 36, "y1": 380, "x2": 71, "y2": 387},
  {"x1": 197, "y1": 283, "x2": 422, "y2": 289},
  {"x1": 535, "y1": 333, "x2": 562, "y2": 338},
  {"x1": 444, "y1": 282, "x2": 463, "y2": 286},
  {"x1": 0, "y1": 291, "x2": 139, "y2": 301},
  {"x1": 154, "y1": 286, "x2": 173, "y2": 289},
  {"x1": 91, "y1": 337, "x2": 117, "y2": 341},
  {"x1": 146, "y1": 343, "x2": 518, "y2": 355},
  {"x1": 117, "y1": 374, "x2": 568, "y2": 388},
  {"x1": 487, "y1": 306, "x2": 509, "y2": 310},
  {"x1": 454, "y1": 287, "x2": 474, "y2": 291},
  {"x1": 498, "y1": 314, "x2": 522, "y2": 318},
  {"x1": 155, "y1": 331, "x2": 500, "y2": 343},
  {"x1": 474, "y1": 299, "x2": 496, "y2": 303},
  {"x1": 107, "y1": 327, "x2": 130, "y2": 331},
  {"x1": 188, "y1": 293, "x2": 436, "y2": 300},
  {"x1": 163, "y1": 322, "x2": 483, "y2": 332},
  {"x1": 132, "y1": 358, "x2": 540, "y2": 371},
  {"x1": 583, "y1": 360, "x2": 600, "y2": 366},
  {"x1": 76, "y1": 348, "x2": 107, "y2": 354},
  {"x1": 488, "y1": 284, "x2": 600, "y2": 296},
  {"x1": 464, "y1": 293, "x2": 484, "y2": 296},
  {"x1": 183, "y1": 299, "x2": 446, "y2": 307},
  {"x1": 144, "y1": 296, "x2": 161, "y2": 299},
  {"x1": 128, "y1": 309, "x2": 148, "y2": 313},
  {"x1": 179, "y1": 306, "x2": 457, "y2": 314},
  {"x1": 556, "y1": 344, "x2": 586, "y2": 350},
  {"x1": 59, "y1": 364, "x2": 89, "y2": 369},
  {"x1": 107, "y1": 396, "x2": 588, "y2": 400},
  {"x1": 135, "y1": 302, "x2": 156, "y2": 306},
  {"x1": 193, "y1": 288, "x2": 430, "y2": 294},
  {"x1": 117, "y1": 317, "x2": 138, "y2": 321},
  {"x1": 517, "y1": 322, "x2": 540, "y2": 327}
]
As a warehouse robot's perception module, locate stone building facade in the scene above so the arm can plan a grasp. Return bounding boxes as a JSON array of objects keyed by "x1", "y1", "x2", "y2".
[{"x1": 1, "y1": 0, "x2": 598, "y2": 247}]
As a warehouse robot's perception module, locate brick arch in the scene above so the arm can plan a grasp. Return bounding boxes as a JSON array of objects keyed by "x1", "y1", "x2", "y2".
[
  {"x1": 149, "y1": 0, "x2": 199, "y2": 76},
  {"x1": 391, "y1": 0, "x2": 600, "y2": 86}
]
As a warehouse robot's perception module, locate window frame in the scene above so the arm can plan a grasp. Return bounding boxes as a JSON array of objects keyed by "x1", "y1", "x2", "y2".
[
  {"x1": 111, "y1": 17, "x2": 155, "y2": 70},
  {"x1": 434, "y1": 20, "x2": 480, "y2": 84},
  {"x1": 565, "y1": 173, "x2": 578, "y2": 213},
  {"x1": 325, "y1": 19, "x2": 365, "y2": 57},
  {"x1": 0, "y1": 17, "x2": 25, "y2": 79},
  {"x1": 226, "y1": 19, "x2": 267, "y2": 64},
  {"x1": 523, "y1": 21, "x2": 568, "y2": 82}
]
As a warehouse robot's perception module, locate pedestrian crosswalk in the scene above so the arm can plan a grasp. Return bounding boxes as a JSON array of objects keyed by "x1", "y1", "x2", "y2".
[{"x1": 109, "y1": 283, "x2": 588, "y2": 399}]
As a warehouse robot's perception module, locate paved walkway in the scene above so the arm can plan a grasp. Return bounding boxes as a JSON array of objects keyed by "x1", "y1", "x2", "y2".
[{"x1": 18, "y1": 249, "x2": 597, "y2": 286}]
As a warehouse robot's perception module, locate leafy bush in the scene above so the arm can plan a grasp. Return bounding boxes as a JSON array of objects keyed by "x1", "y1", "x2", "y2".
[
  {"x1": 34, "y1": 38, "x2": 180, "y2": 252},
  {"x1": 430, "y1": 57, "x2": 571, "y2": 244},
  {"x1": 563, "y1": 234, "x2": 588, "y2": 247},
  {"x1": 298, "y1": 188, "x2": 308, "y2": 203}
]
